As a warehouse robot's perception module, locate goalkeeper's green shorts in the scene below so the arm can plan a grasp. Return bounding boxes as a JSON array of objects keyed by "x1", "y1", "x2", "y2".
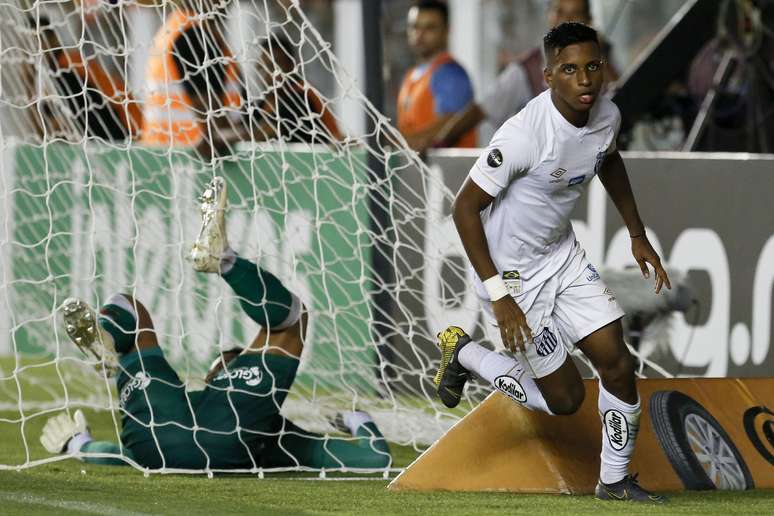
[{"x1": 116, "y1": 347, "x2": 298, "y2": 470}]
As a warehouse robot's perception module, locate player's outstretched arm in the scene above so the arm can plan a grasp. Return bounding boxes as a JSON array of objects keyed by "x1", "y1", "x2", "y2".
[
  {"x1": 598, "y1": 150, "x2": 671, "y2": 293},
  {"x1": 452, "y1": 178, "x2": 533, "y2": 352}
]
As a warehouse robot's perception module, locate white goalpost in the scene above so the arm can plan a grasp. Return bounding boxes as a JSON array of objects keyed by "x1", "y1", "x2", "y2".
[{"x1": 0, "y1": 0, "x2": 673, "y2": 474}]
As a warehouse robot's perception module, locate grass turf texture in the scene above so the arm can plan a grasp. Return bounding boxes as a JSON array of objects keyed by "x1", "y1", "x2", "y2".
[
  {"x1": 0, "y1": 464, "x2": 772, "y2": 515},
  {"x1": 2, "y1": 359, "x2": 774, "y2": 514},
  {"x1": 2, "y1": 411, "x2": 773, "y2": 515}
]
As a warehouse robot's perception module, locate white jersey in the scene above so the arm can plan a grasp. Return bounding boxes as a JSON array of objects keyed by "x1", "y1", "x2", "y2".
[{"x1": 468, "y1": 90, "x2": 621, "y2": 307}]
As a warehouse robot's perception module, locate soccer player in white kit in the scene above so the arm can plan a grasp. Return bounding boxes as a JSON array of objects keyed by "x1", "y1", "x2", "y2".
[{"x1": 433, "y1": 22, "x2": 670, "y2": 503}]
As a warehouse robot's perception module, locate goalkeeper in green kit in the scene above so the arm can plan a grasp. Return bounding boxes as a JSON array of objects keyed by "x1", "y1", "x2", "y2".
[{"x1": 40, "y1": 177, "x2": 390, "y2": 471}]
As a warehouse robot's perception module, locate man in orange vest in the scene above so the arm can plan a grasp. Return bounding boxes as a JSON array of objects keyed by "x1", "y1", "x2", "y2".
[
  {"x1": 397, "y1": 0, "x2": 476, "y2": 152},
  {"x1": 141, "y1": 1, "x2": 244, "y2": 159},
  {"x1": 29, "y1": 15, "x2": 141, "y2": 142}
]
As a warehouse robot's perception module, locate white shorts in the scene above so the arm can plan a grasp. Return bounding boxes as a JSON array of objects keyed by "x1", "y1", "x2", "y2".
[{"x1": 480, "y1": 245, "x2": 625, "y2": 379}]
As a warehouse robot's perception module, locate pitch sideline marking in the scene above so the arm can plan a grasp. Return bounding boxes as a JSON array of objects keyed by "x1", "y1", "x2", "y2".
[{"x1": 0, "y1": 491, "x2": 153, "y2": 516}]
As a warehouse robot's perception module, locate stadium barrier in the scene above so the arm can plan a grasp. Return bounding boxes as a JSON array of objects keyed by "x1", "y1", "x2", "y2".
[
  {"x1": 2, "y1": 144, "x2": 374, "y2": 381},
  {"x1": 389, "y1": 378, "x2": 774, "y2": 493},
  {"x1": 412, "y1": 150, "x2": 774, "y2": 378}
]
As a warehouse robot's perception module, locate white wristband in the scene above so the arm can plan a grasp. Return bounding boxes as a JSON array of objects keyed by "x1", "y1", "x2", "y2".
[{"x1": 483, "y1": 275, "x2": 509, "y2": 301}]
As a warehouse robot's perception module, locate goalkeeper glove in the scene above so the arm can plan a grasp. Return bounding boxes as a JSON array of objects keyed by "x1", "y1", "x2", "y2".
[{"x1": 40, "y1": 409, "x2": 93, "y2": 455}]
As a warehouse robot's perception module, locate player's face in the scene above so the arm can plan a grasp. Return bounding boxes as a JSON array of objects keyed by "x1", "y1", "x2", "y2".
[
  {"x1": 548, "y1": 0, "x2": 591, "y2": 28},
  {"x1": 544, "y1": 41, "x2": 604, "y2": 124},
  {"x1": 407, "y1": 7, "x2": 448, "y2": 60}
]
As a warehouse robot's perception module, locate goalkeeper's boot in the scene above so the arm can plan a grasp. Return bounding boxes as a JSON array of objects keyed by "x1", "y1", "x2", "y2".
[
  {"x1": 433, "y1": 326, "x2": 471, "y2": 409},
  {"x1": 595, "y1": 474, "x2": 666, "y2": 504},
  {"x1": 189, "y1": 176, "x2": 230, "y2": 273},
  {"x1": 61, "y1": 298, "x2": 119, "y2": 377}
]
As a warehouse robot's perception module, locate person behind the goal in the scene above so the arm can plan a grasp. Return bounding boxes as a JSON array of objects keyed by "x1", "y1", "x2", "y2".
[
  {"x1": 40, "y1": 177, "x2": 390, "y2": 471},
  {"x1": 434, "y1": 22, "x2": 670, "y2": 503}
]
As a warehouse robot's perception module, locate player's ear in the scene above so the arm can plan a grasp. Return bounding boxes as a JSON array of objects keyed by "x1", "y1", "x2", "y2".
[{"x1": 543, "y1": 66, "x2": 553, "y2": 88}]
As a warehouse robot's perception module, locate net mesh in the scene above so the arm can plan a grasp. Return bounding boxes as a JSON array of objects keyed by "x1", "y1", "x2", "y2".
[{"x1": 0, "y1": 0, "x2": 670, "y2": 474}]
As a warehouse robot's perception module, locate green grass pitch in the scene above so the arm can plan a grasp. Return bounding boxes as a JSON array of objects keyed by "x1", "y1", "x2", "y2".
[{"x1": 1, "y1": 358, "x2": 772, "y2": 514}]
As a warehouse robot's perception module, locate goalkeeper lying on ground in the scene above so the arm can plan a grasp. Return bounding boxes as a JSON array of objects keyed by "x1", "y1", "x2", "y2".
[{"x1": 40, "y1": 177, "x2": 391, "y2": 471}]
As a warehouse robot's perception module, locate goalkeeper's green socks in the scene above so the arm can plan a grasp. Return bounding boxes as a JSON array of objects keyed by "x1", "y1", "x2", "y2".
[
  {"x1": 98, "y1": 294, "x2": 139, "y2": 354},
  {"x1": 221, "y1": 256, "x2": 297, "y2": 329}
]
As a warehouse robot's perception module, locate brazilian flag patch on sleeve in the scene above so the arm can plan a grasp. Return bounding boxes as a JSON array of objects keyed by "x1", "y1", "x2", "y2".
[{"x1": 502, "y1": 270, "x2": 522, "y2": 296}]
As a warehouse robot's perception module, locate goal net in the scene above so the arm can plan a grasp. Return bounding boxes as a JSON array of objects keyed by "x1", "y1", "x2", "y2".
[{"x1": 0, "y1": 0, "x2": 671, "y2": 474}]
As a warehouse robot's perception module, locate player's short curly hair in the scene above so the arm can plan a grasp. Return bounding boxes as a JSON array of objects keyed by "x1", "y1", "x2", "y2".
[{"x1": 543, "y1": 22, "x2": 599, "y2": 60}]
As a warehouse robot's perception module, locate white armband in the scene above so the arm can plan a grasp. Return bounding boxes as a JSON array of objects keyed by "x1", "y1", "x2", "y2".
[{"x1": 483, "y1": 275, "x2": 509, "y2": 301}]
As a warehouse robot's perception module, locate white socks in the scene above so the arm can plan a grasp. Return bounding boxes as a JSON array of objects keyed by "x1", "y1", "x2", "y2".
[
  {"x1": 458, "y1": 340, "x2": 640, "y2": 484},
  {"x1": 104, "y1": 293, "x2": 137, "y2": 320},
  {"x1": 341, "y1": 410, "x2": 374, "y2": 435},
  {"x1": 219, "y1": 246, "x2": 237, "y2": 274},
  {"x1": 458, "y1": 341, "x2": 552, "y2": 414},
  {"x1": 598, "y1": 380, "x2": 640, "y2": 484}
]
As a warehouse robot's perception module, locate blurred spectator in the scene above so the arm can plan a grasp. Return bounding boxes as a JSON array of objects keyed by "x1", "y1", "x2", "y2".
[
  {"x1": 27, "y1": 15, "x2": 141, "y2": 142},
  {"x1": 681, "y1": 1, "x2": 774, "y2": 152},
  {"x1": 141, "y1": 0, "x2": 243, "y2": 158},
  {"x1": 433, "y1": 0, "x2": 617, "y2": 147},
  {"x1": 397, "y1": 0, "x2": 475, "y2": 152},
  {"x1": 248, "y1": 34, "x2": 343, "y2": 143}
]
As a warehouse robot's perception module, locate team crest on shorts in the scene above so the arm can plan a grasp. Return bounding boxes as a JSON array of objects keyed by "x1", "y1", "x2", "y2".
[
  {"x1": 487, "y1": 149, "x2": 503, "y2": 168},
  {"x1": 534, "y1": 327, "x2": 558, "y2": 357},
  {"x1": 502, "y1": 270, "x2": 522, "y2": 296}
]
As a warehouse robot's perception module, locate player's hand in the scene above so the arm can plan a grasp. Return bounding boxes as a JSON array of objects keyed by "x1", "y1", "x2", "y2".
[
  {"x1": 40, "y1": 409, "x2": 91, "y2": 454},
  {"x1": 491, "y1": 296, "x2": 532, "y2": 353},
  {"x1": 631, "y1": 235, "x2": 671, "y2": 294}
]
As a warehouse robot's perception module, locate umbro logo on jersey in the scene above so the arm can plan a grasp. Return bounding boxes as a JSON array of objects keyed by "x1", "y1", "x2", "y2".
[
  {"x1": 549, "y1": 168, "x2": 567, "y2": 183},
  {"x1": 487, "y1": 149, "x2": 503, "y2": 168}
]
